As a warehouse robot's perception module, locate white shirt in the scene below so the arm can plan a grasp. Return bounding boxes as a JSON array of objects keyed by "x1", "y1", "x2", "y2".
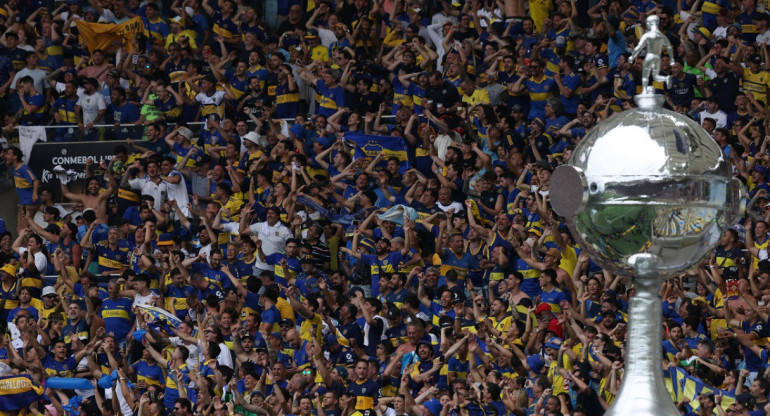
[
  {"x1": 76, "y1": 92, "x2": 107, "y2": 125},
  {"x1": 249, "y1": 221, "x2": 292, "y2": 255},
  {"x1": 133, "y1": 291, "x2": 160, "y2": 307},
  {"x1": 18, "y1": 248, "x2": 48, "y2": 274},
  {"x1": 164, "y1": 170, "x2": 190, "y2": 217},
  {"x1": 129, "y1": 177, "x2": 168, "y2": 210},
  {"x1": 699, "y1": 109, "x2": 728, "y2": 129},
  {"x1": 250, "y1": 221, "x2": 293, "y2": 271},
  {"x1": 170, "y1": 336, "x2": 204, "y2": 368},
  {"x1": 196, "y1": 340, "x2": 233, "y2": 368},
  {"x1": 437, "y1": 201, "x2": 465, "y2": 213}
]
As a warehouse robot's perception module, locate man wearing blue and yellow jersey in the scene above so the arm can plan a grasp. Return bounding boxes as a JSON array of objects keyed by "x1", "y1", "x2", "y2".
[
  {"x1": 259, "y1": 284, "x2": 282, "y2": 333},
  {"x1": 747, "y1": 219, "x2": 770, "y2": 270},
  {"x1": 163, "y1": 271, "x2": 194, "y2": 320},
  {"x1": 145, "y1": 342, "x2": 192, "y2": 414},
  {"x1": 37, "y1": 339, "x2": 90, "y2": 378},
  {"x1": 17, "y1": 76, "x2": 45, "y2": 126},
  {"x1": 160, "y1": 47, "x2": 189, "y2": 91},
  {"x1": 213, "y1": 55, "x2": 249, "y2": 101},
  {"x1": 436, "y1": 232, "x2": 479, "y2": 291},
  {"x1": 510, "y1": 58, "x2": 556, "y2": 120},
  {"x1": 62, "y1": 300, "x2": 91, "y2": 347},
  {"x1": 538, "y1": 268, "x2": 568, "y2": 312},
  {"x1": 184, "y1": 249, "x2": 229, "y2": 290},
  {"x1": 203, "y1": 0, "x2": 241, "y2": 54},
  {"x1": 384, "y1": 305, "x2": 408, "y2": 346},
  {"x1": 5, "y1": 148, "x2": 39, "y2": 207},
  {"x1": 101, "y1": 278, "x2": 135, "y2": 343},
  {"x1": 52, "y1": 80, "x2": 79, "y2": 142},
  {"x1": 297, "y1": 66, "x2": 346, "y2": 118},
  {"x1": 142, "y1": 4, "x2": 170, "y2": 49},
  {"x1": 348, "y1": 359, "x2": 379, "y2": 410},
  {"x1": 129, "y1": 347, "x2": 165, "y2": 394},
  {"x1": 82, "y1": 225, "x2": 129, "y2": 277},
  {"x1": 285, "y1": 285, "x2": 324, "y2": 343},
  {"x1": 714, "y1": 229, "x2": 744, "y2": 269}
]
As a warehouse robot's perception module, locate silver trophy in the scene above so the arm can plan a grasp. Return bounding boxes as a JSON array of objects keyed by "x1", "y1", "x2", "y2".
[{"x1": 549, "y1": 16, "x2": 744, "y2": 416}]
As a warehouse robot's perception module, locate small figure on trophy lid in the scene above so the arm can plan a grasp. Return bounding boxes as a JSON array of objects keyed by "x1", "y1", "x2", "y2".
[{"x1": 630, "y1": 15, "x2": 675, "y2": 96}]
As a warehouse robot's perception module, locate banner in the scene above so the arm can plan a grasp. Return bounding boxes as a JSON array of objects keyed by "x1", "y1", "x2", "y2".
[
  {"x1": 27, "y1": 140, "x2": 120, "y2": 199},
  {"x1": 344, "y1": 132, "x2": 410, "y2": 174},
  {"x1": 75, "y1": 17, "x2": 145, "y2": 56},
  {"x1": 664, "y1": 366, "x2": 735, "y2": 412},
  {"x1": 0, "y1": 375, "x2": 43, "y2": 412}
]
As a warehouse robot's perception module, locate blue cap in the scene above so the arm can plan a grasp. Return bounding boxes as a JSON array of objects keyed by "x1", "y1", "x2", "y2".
[
  {"x1": 423, "y1": 399, "x2": 443, "y2": 416},
  {"x1": 360, "y1": 238, "x2": 375, "y2": 250},
  {"x1": 324, "y1": 333, "x2": 339, "y2": 346},
  {"x1": 526, "y1": 354, "x2": 546, "y2": 373},
  {"x1": 305, "y1": 276, "x2": 321, "y2": 295},
  {"x1": 544, "y1": 337, "x2": 563, "y2": 350}
]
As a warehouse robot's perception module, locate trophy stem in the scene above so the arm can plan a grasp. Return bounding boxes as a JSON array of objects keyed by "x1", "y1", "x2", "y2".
[{"x1": 604, "y1": 267, "x2": 680, "y2": 416}]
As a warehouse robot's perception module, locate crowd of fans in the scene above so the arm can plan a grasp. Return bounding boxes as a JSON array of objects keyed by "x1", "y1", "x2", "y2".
[{"x1": 4, "y1": 0, "x2": 770, "y2": 415}]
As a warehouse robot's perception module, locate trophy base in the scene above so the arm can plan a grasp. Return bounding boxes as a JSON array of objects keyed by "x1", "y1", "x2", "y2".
[{"x1": 634, "y1": 92, "x2": 665, "y2": 110}]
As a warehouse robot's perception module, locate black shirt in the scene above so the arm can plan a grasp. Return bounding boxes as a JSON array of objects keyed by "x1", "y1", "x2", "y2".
[{"x1": 427, "y1": 81, "x2": 461, "y2": 108}]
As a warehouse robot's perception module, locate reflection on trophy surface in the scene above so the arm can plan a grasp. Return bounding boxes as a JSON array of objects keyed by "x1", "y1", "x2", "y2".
[{"x1": 550, "y1": 19, "x2": 744, "y2": 416}]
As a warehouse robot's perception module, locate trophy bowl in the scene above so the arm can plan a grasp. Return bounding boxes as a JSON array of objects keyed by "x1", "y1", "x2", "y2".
[{"x1": 551, "y1": 107, "x2": 744, "y2": 279}]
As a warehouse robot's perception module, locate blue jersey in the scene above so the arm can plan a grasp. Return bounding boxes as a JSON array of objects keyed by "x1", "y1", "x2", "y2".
[
  {"x1": 100, "y1": 297, "x2": 135, "y2": 343},
  {"x1": 523, "y1": 76, "x2": 556, "y2": 120},
  {"x1": 559, "y1": 71, "x2": 581, "y2": 115},
  {"x1": 42, "y1": 353, "x2": 78, "y2": 378},
  {"x1": 12, "y1": 164, "x2": 37, "y2": 205},
  {"x1": 316, "y1": 79, "x2": 345, "y2": 118},
  {"x1": 95, "y1": 244, "x2": 129, "y2": 274},
  {"x1": 131, "y1": 359, "x2": 165, "y2": 391},
  {"x1": 191, "y1": 262, "x2": 230, "y2": 290}
]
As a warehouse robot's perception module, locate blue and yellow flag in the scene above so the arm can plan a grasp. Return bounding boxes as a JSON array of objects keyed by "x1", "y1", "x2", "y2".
[
  {"x1": 664, "y1": 366, "x2": 735, "y2": 412},
  {"x1": 0, "y1": 375, "x2": 43, "y2": 412},
  {"x1": 135, "y1": 304, "x2": 190, "y2": 336},
  {"x1": 344, "y1": 133, "x2": 410, "y2": 174}
]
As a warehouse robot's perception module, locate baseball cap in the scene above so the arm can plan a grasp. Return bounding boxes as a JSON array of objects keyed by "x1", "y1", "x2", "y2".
[
  {"x1": 527, "y1": 227, "x2": 543, "y2": 237},
  {"x1": 535, "y1": 303, "x2": 552, "y2": 315},
  {"x1": 157, "y1": 233, "x2": 174, "y2": 246},
  {"x1": 279, "y1": 318, "x2": 294, "y2": 328},
  {"x1": 554, "y1": 36, "x2": 566, "y2": 47},
  {"x1": 386, "y1": 306, "x2": 403, "y2": 320},
  {"x1": 324, "y1": 333, "x2": 339, "y2": 346},
  {"x1": 697, "y1": 26, "x2": 711, "y2": 38},
  {"x1": 544, "y1": 337, "x2": 563, "y2": 350},
  {"x1": 545, "y1": 247, "x2": 562, "y2": 259},
  {"x1": 511, "y1": 104, "x2": 523, "y2": 113},
  {"x1": 42, "y1": 286, "x2": 57, "y2": 297},
  {"x1": 750, "y1": 54, "x2": 763, "y2": 64},
  {"x1": 526, "y1": 354, "x2": 546, "y2": 373},
  {"x1": 107, "y1": 70, "x2": 120, "y2": 79},
  {"x1": 305, "y1": 28, "x2": 319, "y2": 39},
  {"x1": 536, "y1": 159, "x2": 553, "y2": 172}
]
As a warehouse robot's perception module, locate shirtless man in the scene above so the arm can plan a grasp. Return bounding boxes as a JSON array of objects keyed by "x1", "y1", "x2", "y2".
[{"x1": 60, "y1": 160, "x2": 116, "y2": 224}]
